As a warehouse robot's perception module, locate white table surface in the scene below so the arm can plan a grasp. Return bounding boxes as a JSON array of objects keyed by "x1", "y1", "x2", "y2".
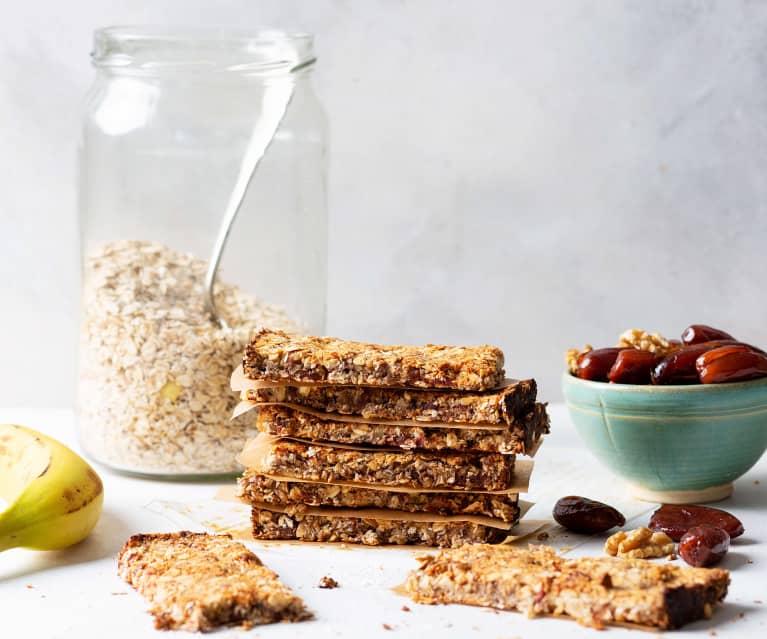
[{"x1": 1, "y1": 405, "x2": 765, "y2": 639}]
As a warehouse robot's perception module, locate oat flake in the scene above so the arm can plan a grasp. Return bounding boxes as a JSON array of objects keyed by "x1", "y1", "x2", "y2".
[{"x1": 77, "y1": 240, "x2": 301, "y2": 475}]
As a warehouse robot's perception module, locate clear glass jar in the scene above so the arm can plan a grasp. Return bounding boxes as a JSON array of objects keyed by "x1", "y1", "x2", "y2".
[{"x1": 76, "y1": 27, "x2": 327, "y2": 477}]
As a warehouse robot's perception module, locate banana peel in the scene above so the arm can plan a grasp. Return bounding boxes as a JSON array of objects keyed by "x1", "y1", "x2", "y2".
[{"x1": 0, "y1": 424, "x2": 104, "y2": 552}]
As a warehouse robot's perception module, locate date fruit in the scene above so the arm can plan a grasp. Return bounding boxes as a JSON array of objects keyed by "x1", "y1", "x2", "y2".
[
  {"x1": 608, "y1": 349, "x2": 658, "y2": 384},
  {"x1": 696, "y1": 344, "x2": 767, "y2": 384},
  {"x1": 553, "y1": 496, "x2": 626, "y2": 534},
  {"x1": 576, "y1": 348, "x2": 625, "y2": 382},
  {"x1": 649, "y1": 504, "x2": 744, "y2": 541},
  {"x1": 679, "y1": 525, "x2": 730, "y2": 567},
  {"x1": 652, "y1": 342, "x2": 723, "y2": 385},
  {"x1": 681, "y1": 324, "x2": 734, "y2": 345}
]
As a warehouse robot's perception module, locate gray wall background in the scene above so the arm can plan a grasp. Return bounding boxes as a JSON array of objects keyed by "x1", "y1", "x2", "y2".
[{"x1": 1, "y1": 0, "x2": 766, "y2": 407}]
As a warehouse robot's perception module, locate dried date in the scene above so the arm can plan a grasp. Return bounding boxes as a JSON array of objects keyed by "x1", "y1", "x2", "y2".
[
  {"x1": 696, "y1": 344, "x2": 767, "y2": 384},
  {"x1": 651, "y1": 342, "x2": 726, "y2": 385},
  {"x1": 608, "y1": 349, "x2": 658, "y2": 384},
  {"x1": 575, "y1": 348, "x2": 625, "y2": 382},
  {"x1": 649, "y1": 504, "x2": 744, "y2": 541},
  {"x1": 553, "y1": 496, "x2": 626, "y2": 534},
  {"x1": 679, "y1": 525, "x2": 730, "y2": 567},
  {"x1": 681, "y1": 324, "x2": 734, "y2": 345}
]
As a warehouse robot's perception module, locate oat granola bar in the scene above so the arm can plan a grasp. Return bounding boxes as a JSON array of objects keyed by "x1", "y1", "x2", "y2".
[
  {"x1": 239, "y1": 470, "x2": 520, "y2": 522},
  {"x1": 255, "y1": 403, "x2": 548, "y2": 454},
  {"x1": 405, "y1": 544, "x2": 729, "y2": 630},
  {"x1": 244, "y1": 378, "x2": 536, "y2": 424},
  {"x1": 243, "y1": 329, "x2": 505, "y2": 390},
  {"x1": 257, "y1": 437, "x2": 516, "y2": 491},
  {"x1": 117, "y1": 531, "x2": 311, "y2": 631},
  {"x1": 251, "y1": 506, "x2": 509, "y2": 547}
]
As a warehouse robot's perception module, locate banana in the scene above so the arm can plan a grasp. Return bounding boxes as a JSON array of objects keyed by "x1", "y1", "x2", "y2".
[{"x1": 0, "y1": 424, "x2": 104, "y2": 552}]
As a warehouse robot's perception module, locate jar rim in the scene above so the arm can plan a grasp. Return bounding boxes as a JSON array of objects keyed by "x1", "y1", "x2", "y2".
[{"x1": 92, "y1": 26, "x2": 315, "y2": 75}]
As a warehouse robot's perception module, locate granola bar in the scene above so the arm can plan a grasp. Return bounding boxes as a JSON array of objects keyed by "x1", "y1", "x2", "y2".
[
  {"x1": 117, "y1": 531, "x2": 311, "y2": 631},
  {"x1": 243, "y1": 378, "x2": 536, "y2": 424},
  {"x1": 238, "y1": 470, "x2": 520, "y2": 522},
  {"x1": 255, "y1": 403, "x2": 548, "y2": 454},
  {"x1": 251, "y1": 506, "x2": 509, "y2": 547},
  {"x1": 243, "y1": 329, "x2": 505, "y2": 390},
  {"x1": 255, "y1": 437, "x2": 516, "y2": 491},
  {"x1": 405, "y1": 544, "x2": 729, "y2": 630}
]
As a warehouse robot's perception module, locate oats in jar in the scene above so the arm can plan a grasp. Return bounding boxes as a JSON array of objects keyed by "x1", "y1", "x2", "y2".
[{"x1": 77, "y1": 240, "x2": 301, "y2": 475}]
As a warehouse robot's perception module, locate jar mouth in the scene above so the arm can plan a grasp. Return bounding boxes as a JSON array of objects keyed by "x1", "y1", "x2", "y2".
[{"x1": 92, "y1": 26, "x2": 315, "y2": 75}]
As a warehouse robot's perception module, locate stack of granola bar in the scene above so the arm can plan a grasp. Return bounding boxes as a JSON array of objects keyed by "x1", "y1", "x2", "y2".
[{"x1": 232, "y1": 329, "x2": 548, "y2": 547}]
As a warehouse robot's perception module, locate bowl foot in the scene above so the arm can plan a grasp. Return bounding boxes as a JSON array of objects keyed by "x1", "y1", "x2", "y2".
[{"x1": 630, "y1": 482, "x2": 733, "y2": 504}]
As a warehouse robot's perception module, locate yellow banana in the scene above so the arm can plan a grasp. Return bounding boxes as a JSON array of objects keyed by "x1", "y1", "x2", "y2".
[{"x1": 0, "y1": 424, "x2": 104, "y2": 552}]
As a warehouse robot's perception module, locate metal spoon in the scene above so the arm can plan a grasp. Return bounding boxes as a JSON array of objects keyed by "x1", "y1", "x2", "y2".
[{"x1": 204, "y1": 57, "x2": 316, "y2": 328}]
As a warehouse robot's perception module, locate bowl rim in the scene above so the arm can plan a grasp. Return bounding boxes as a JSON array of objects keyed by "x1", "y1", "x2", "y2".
[{"x1": 561, "y1": 369, "x2": 767, "y2": 394}]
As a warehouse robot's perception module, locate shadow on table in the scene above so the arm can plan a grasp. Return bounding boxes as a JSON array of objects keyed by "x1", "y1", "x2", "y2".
[
  {"x1": 0, "y1": 507, "x2": 129, "y2": 581},
  {"x1": 730, "y1": 469, "x2": 767, "y2": 512},
  {"x1": 687, "y1": 602, "x2": 760, "y2": 632}
]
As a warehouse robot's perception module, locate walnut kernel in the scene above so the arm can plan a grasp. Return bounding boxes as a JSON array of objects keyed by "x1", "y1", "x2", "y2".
[
  {"x1": 604, "y1": 527, "x2": 675, "y2": 559},
  {"x1": 617, "y1": 329, "x2": 673, "y2": 356}
]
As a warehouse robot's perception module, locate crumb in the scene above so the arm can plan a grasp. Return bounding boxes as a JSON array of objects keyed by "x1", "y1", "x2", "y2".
[
  {"x1": 536, "y1": 532, "x2": 549, "y2": 541},
  {"x1": 667, "y1": 553, "x2": 678, "y2": 561},
  {"x1": 747, "y1": 560, "x2": 754, "y2": 564},
  {"x1": 754, "y1": 600, "x2": 763, "y2": 604},
  {"x1": 111, "y1": 591, "x2": 128, "y2": 596},
  {"x1": 709, "y1": 632, "x2": 717, "y2": 636},
  {"x1": 318, "y1": 576, "x2": 339, "y2": 589},
  {"x1": 401, "y1": 605, "x2": 410, "y2": 612},
  {"x1": 25, "y1": 585, "x2": 34, "y2": 590},
  {"x1": 754, "y1": 480, "x2": 760, "y2": 485},
  {"x1": 738, "y1": 612, "x2": 745, "y2": 618},
  {"x1": 383, "y1": 623, "x2": 394, "y2": 630}
]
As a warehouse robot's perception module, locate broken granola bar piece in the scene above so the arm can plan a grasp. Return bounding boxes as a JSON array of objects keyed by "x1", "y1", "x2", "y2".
[
  {"x1": 251, "y1": 507, "x2": 510, "y2": 547},
  {"x1": 117, "y1": 531, "x2": 311, "y2": 631},
  {"x1": 238, "y1": 470, "x2": 520, "y2": 522},
  {"x1": 255, "y1": 403, "x2": 548, "y2": 454},
  {"x1": 251, "y1": 436, "x2": 516, "y2": 491},
  {"x1": 243, "y1": 329, "x2": 505, "y2": 390},
  {"x1": 405, "y1": 544, "x2": 729, "y2": 630},
  {"x1": 242, "y1": 377, "x2": 537, "y2": 425}
]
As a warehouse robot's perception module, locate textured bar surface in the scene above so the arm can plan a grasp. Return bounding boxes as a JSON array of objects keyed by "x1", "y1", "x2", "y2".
[
  {"x1": 117, "y1": 531, "x2": 311, "y2": 631},
  {"x1": 243, "y1": 329, "x2": 505, "y2": 390},
  {"x1": 405, "y1": 544, "x2": 729, "y2": 630},
  {"x1": 259, "y1": 438, "x2": 516, "y2": 491},
  {"x1": 251, "y1": 507, "x2": 509, "y2": 547},
  {"x1": 245, "y1": 378, "x2": 536, "y2": 425},
  {"x1": 238, "y1": 471, "x2": 520, "y2": 522},
  {"x1": 256, "y1": 403, "x2": 548, "y2": 454}
]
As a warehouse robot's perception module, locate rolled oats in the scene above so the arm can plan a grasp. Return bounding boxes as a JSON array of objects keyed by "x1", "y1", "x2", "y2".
[{"x1": 77, "y1": 240, "x2": 300, "y2": 475}]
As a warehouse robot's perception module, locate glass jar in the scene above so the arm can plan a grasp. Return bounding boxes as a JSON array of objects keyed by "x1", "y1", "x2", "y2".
[{"x1": 76, "y1": 27, "x2": 327, "y2": 477}]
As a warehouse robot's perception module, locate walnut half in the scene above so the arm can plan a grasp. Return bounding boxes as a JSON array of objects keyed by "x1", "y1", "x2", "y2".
[
  {"x1": 617, "y1": 329, "x2": 674, "y2": 356},
  {"x1": 604, "y1": 527, "x2": 675, "y2": 559}
]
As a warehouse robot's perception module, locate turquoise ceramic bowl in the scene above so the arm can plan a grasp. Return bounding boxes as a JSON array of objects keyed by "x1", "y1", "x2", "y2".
[{"x1": 562, "y1": 372, "x2": 767, "y2": 503}]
